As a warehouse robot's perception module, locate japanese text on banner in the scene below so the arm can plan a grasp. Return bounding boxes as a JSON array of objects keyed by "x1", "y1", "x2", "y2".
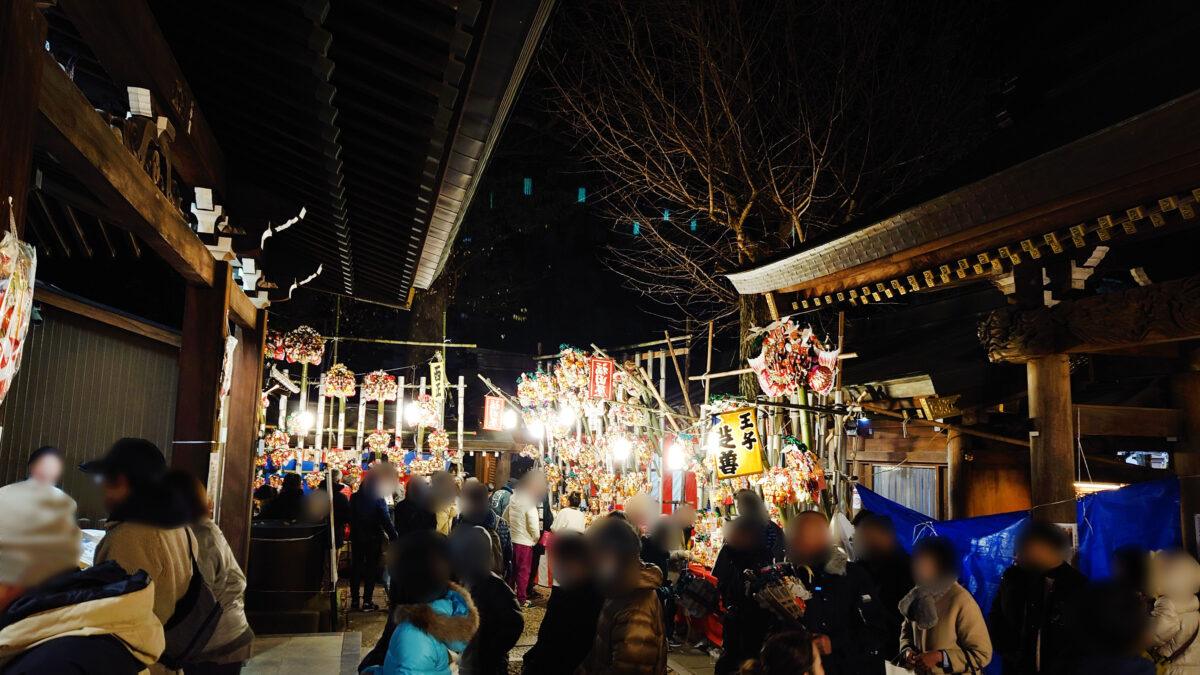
[
  {"x1": 712, "y1": 407, "x2": 764, "y2": 479},
  {"x1": 588, "y1": 357, "x2": 614, "y2": 400}
]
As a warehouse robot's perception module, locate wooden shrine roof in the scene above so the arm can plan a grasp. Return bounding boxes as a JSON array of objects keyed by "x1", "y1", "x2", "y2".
[{"x1": 725, "y1": 89, "x2": 1200, "y2": 305}]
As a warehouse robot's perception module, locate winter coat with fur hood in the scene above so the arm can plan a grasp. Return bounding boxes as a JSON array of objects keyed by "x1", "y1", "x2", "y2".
[
  {"x1": 578, "y1": 562, "x2": 667, "y2": 675},
  {"x1": 365, "y1": 581, "x2": 480, "y2": 675},
  {"x1": 0, "y1": 562, "x2": 164, "y2": 674},
  {"x1": 899, "y1": 580, "x2": 992, "y2": 673}
]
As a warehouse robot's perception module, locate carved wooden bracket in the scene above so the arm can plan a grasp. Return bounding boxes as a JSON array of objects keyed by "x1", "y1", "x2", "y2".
[{"x1": 980, "y1": 273, "x2": 1200, "y2": 362}]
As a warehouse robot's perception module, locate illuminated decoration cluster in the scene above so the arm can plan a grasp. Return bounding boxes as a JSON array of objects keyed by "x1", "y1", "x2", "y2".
[
  {"x1": 283, "y1": 325, "x2": 324, "y2": 365},
  {"x1": 427, "y1": 428, "x2": 450, "y2": 455},
  {"x1": 746, "y1": 318, "x2": 839, "y2": 397},
  {"x1": 263, "y1": 329, "x2": 285, "y2": 360},
  {"x1": 607, "y1": 363, "x2": 648, "y2": 427},
  {"x1": 265, "y1": 429, "x2": 290, "y2": 452},
  {"x1": 406, "y1": 393, "x2": 439, "y2": 429},
  {"x1": 365, "y1": 430, "x2": 391, "y2": 454},
  {"x1": 304, "y1": 471, "x2": 324, "y2": 489},
  {"x1": 553, "y1": 347, "x2": 592, "y2": 413},
  {"x1": 362, "y1": 371, "x2": 398, "y2": 402},
  {"x1": 519, "y1": 444, "x2": 540, "y2": 459},
  {"x1": 323, "y1": 363, "x2": 357, "y2": 398},
  {"x1": 689, "y1": 511, "x2": 726, "y2": 568}
]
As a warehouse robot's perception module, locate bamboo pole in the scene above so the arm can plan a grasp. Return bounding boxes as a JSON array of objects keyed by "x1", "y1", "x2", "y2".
[
  {"x1": 704, "y1": 321, "x2": 714, "y2": 405},
  {"x1": 665, "y1": 331, "x2": 694, "y2": 416}
]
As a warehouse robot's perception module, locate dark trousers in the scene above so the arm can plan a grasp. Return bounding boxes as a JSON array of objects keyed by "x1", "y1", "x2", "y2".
[{"x1": 350, "y1": 538, "x2": 383, "y2": 603}]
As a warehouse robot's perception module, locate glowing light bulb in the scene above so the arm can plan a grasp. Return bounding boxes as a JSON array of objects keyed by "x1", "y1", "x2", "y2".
[
  {"x1": 613, "y1": 437, "x2": 632, "y2": 461},
  {"x1": 706, "y1": 431, "x2": 720, "y2": 454},
  {"x1": 405, "y1": 401, "x2": 421, "y2": 424},
  {"x1": 557, "y1": 406, "x2": 576, "y2": 426},
  {"x1": 528, "y1": 421, "x2": 545, "y2": 438},
  {"x1": 297, "y1": 411, "x2": 315, "y2": 434},
  {"x1": 667, "y1": 443, "x2": 685, "y2": 470},
  {"x1": 502, "y1": 409, "x2": 518, "y2": 429}
]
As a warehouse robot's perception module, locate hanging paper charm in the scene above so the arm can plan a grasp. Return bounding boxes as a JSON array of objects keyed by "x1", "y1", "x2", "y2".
[{"x1": 323, "y1": 363, "x2": 357, "y2": 398}]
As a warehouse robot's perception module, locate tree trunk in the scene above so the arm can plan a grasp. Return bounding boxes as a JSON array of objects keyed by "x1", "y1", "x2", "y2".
[
  {"x1": 407, "y1": 272, "x2": 456, "y2": 367},
  {"x1": 738, "y1": 294, "x2": 772, "y2": 398}
]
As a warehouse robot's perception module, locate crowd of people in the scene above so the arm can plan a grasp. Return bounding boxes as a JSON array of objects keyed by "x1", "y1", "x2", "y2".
[{"x1": 3, "y1": 442, "x2": 1198, "y2": 675}]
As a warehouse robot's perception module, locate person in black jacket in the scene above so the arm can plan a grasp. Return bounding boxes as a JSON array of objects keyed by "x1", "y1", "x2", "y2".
[
  {"x1": 522, "y1": 531, "x2": 605, "y2": 675},
  {"x1": 786, "y1": 510, "x2": 888, "y2": 675},
  {"x1": 257, "y1": 473, "x2": 306, "y2": 521},
  {"x1": 854, "y1": 513, "x2": 914, "y2": 661},
  {"x1": 394, "y1": 475, "x2": 437, "y2": 539},
  {"x1": 988, "y1": 520, "x2": 1088, "y2": 674},
  {"x1": 450, "y1": 525, "x2": 523, "y2": 675},
  {"x1": 349, "y1": 473, "x2": 398, "y2": 611},
  {"x1": 735, "y1": 489, "x2": 785, "y2": 562},
  {"x1": 712, "y1": 516, "x2": 776, "y2": 675},
  {"x1": 316, "y1": 478, "x2": 350, "y2": 549}
]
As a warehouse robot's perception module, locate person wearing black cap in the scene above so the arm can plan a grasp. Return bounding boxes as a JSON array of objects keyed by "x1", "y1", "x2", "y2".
[
  {"x1": 25, "y1": 445, "x2": 64, "y2": 487},
  {"x1": 80, "y1": 438, "x2": 197, "y2": 656}
]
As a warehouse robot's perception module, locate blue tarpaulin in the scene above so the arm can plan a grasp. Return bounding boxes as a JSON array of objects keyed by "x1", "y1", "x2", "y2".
[
  {"x1": 856, "y1": 485, "x2": 1026, "y2": 616},
  {"x1": 1076, "y1": 476, "x2": 1181, "y2": 579}
]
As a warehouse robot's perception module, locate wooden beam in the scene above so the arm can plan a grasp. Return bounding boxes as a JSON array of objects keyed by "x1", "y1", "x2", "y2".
[
  {"x1": 36, "y1": 51, "x2": 258, "y2": 328},
  {"x1": 852, "y1": 449, "x2": 948, "y2": 464},
  {"x1": 38, "y1": 51, "x2": 212, "y2": 283},
  {"x1": 59, "y1": 0, "x2": 227, "y2": 196},
  {"x1": 172, "y1": 263, "x2": 232, "y2": 480},
  {"x1": 1074, "y1": 404, "x2": 1181, "y2": 438},
  {"x1": 1027, "y1": 355, "x2": 1075, "y2": 523},
  {"x1": 983, "y1": 273, "x2": 1200, "y2": 363},
  {"x1": 35, "y1": 286, "x2": 181, "y2": 347},
  {"x1": 0, "y1": 0, "x2": 46, "y2": 234},
  {"x1": 219, "y1": 309, "x2": 267, "y2": 569}
]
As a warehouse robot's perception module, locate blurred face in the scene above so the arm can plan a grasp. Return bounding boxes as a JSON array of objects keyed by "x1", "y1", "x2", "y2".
[
  {"x1": 28, "y1": 454, "x2": 63, "y2": 486},
  {"x1": 674, "y1": 506, "x2": 697, "y2": 528},
  {"x1": 1016, "y1": 539, "x2": 1062, "y2": 572},
  {"x1": 912, "y1": 552, "x2": 940, "y2": 585},
  {"x1": 102, "y1": 474, "x2": 131, "y2": 510},
  {"x1": 463, "y1": 489, "x2": 488, "y2": 517},
  {"x1": 551, "y1": 556, "x2": 590, "y2": 588},
  {"x1": 593, "y1": 549, "x2": 625, "y2": 591},
  {"x1": 854, "y1": 524, "x2": 892, "y2": 558},
  {"x1": 787, "y1": 516, "x2": 832, "y2": 564}
]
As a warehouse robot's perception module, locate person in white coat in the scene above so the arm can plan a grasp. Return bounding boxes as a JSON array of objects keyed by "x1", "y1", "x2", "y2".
[
  {"x1": 504, "y1": 473, "x2": 543, "y2": 608},
  {"x1": 164, "y1": 470, "x2": 254, "y2": 674},
  {"x1": 550, "y1": 492, "x2": 587, "y2": 534},
  {"x1": 1150, "y1": 550, "x2": 1200, "y2": 674}
]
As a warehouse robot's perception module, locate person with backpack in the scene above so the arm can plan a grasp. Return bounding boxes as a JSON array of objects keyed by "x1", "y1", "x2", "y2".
[
  {"x1": 490, "y1": 475, "x2": 517, "y2": 518},
  {"x1": 83, "y1": 438, "x2": 219, "y2": 674},
  {"x1": 163, "y1": 470, "x2": 254, "y2": 675},
  {"x1": 453, "y1": 481, "x2": 513, "y2": 578}
]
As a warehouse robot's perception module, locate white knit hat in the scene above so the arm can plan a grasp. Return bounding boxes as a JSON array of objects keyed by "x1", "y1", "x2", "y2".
[{"x1": 0, "y1": 481, "x2": 82, "y2": 587}]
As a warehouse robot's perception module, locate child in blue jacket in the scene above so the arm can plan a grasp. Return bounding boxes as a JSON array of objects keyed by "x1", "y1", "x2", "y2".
[{"x1": 364, "y1": 530, "x2": 479, "y2": 675}]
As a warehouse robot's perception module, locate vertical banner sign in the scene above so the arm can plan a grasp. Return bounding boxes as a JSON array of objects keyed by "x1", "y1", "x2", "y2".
[
  {"x1": 588, "y1": 357, "x2": 615, "y2": 399},
  {"x1": 483, "y1": 395, "x2": 506, "y2": 431},
  {"x1": 712, "y1": 407, "x2": 764, "y2": 479},
  {"x1": 430, "y1": 361, "x2": 446, "y2": 405}
]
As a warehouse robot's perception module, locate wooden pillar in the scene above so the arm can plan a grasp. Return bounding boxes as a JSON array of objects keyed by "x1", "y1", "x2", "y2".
[
  {"x1": 1171, "y1": 347, "x2": 1200, "y2": 555},
  {"x1": 219, "y1": 309, "x2": 266, "y2": 568},
  {"x1": 1026, "y1": 355, "x2": 1075, "y2": 523},
  {"x1": 172, "y1": 262, "x2": 232, "y2": 480},
  {"x1": 0, "y1": 0, "x2": 46, "y2": 232},
  {"x1": 946, "y1": 430, "x2": 970, "y2": 519}
]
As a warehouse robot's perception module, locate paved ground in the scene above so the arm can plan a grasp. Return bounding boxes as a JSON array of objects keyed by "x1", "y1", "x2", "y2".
[
  {"x1": 321, "y1": 579, "x2": 717, "y2": 674},
  {"x1": 243, "y1": 632, "x2": 361, "y2": 675}
]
